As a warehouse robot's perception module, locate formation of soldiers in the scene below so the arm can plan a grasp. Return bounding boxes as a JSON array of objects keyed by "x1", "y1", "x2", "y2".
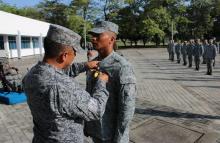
[{"x1": 167, "y1": 38, "x2": 219, "y2": 75}]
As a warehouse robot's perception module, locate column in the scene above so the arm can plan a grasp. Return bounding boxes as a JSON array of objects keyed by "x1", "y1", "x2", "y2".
[
  {"x1": 39, "y1": 33, "x2": 43, "y2": 56},
  {"x1": 30, "y1": 37, "x2": 34, "y2": 55},
  {"x1": 3, "y1": 35, "x2": 10, "y2": 58},
  {"x1": 16, "y1": 31, "x2": 21, "y2": 59}
]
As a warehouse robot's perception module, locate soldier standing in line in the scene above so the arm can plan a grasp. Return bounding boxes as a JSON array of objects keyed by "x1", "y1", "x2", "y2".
[
  {"x1": 204, "y1": 39, "x2": 216, "y2": 75},
  {"x1": 181, "y1": 41, "x2": 188, "y2": 66},
  {"x1": 213, "y1": 37, "x2": 219, "y2": 54},
  {"x1": 186, "y1": 39, "x2": 195, "y2": 68},
  {"x1": 167, "y1": 40, "x2": 175, "y2": 61},
  {"x1": 193, "y1": 38, "x2": 203, "y2": 71},
  {"x1": 175, "y1": 40, "x2": 182, "y2": 64},
  {"x1": 170, "y1": 40, "x2": 175, "y2": 61},
  {"x1": 167, "y1": 40, "x2": 172, "y2": 60},
  {"x1": 202, "y1": 39, "x2": 209, "y2": 64},
  {"x1": 213, "y1": 37, "x2": 219, "y2": 66}
]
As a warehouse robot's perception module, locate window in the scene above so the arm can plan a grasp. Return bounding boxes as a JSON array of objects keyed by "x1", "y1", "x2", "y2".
[
  {"x1": 8, "y1": 36, "x2": 16, "y2": 49},
  {"x1": 32, "y1": 37, "x2": 39, "y2": 48},
  {"x1": 21, "y1": 37, "x2": 30, "y2": 49},
  {"x1": 0, "y1": 36, "x2": 4, "y2": 50}
]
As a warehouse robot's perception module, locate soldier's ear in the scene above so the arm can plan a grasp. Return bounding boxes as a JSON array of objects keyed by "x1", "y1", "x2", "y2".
[
  {"x1": 110, "y1": 36, "x2": 116, "y2": 44},
  {"x1": 56, "y1": 52, "x2": 67, "y2": 64}
]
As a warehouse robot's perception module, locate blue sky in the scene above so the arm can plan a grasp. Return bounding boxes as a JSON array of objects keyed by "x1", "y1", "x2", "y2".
[{"x1": 2, "y1": 0, "x2": 72, "y2": 7}]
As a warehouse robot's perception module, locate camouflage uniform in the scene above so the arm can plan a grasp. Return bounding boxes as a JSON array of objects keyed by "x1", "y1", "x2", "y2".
[
  {"x1": 181, "y1": 42, "x2": 188, "y2": 66},
  {"x1": 167, "y1": 41, "x2": 175, "y2": 61},
  {"x1": 85, "y1": 52, "x2": 136, "y2": 143},
  {"x1": 202, "y1": 42, "x2": 209, "y2": 64},
  {"x1": 84, "y1": 21, "x2": 137, "y2": 143},
  {"x1": 193, "y1": 43, "x2": 203, "y2": 70},
  {"x1": 186, "y1": 43, "x2": 194, "y2": 68},
  {"x1": 213, "y1": 41, "x2": 219, "y2": 66},
  {"x1": 213, "y1": 41, "x2": 219, "y2": 54},
  {"x1": 22, "y1": 24, "x2": 110, "y2": 143},
  {"x1": 167, "y1": 42, "x2": 171, "y2": 60},
  {"x1": 175, "y1": 43, "x2": 182, "y2": 63},
  {"x1": 204, "y1": 44, "x2": 216, "y2": 75}
]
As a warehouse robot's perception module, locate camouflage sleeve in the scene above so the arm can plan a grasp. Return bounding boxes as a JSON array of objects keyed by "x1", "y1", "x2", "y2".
[
  {"x1": 201, "y1": 45, "x2": 204, "y2": 55},
  {"x1": 114, "y1": 65, "x2": 136, "y2": 143},
  {"x1": 172, "y1": 44, "x2": 175, "y2": 53},
  {"x1": 57, "y1": 79, "x2": 109, "y2": 121},
  {"x1": 213, "y1": 46, "x2": 216, "y2": 58},
  {"x1": 64, "y1": 62, "x2": 88, "y2": 77}
]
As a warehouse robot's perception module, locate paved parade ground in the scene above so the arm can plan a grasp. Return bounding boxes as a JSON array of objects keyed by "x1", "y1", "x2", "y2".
[{"x1": 1, "y1": 48, "x2": 220, "y2": 143}]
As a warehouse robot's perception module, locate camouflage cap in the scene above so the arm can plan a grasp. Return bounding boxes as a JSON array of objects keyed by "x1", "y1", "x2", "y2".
[
  {"x1": 89, "y1": 21, "x2": 119, "y2": 35},
  {"x1": 46, "y1": 24, "x2": 82, "y2": 53}
]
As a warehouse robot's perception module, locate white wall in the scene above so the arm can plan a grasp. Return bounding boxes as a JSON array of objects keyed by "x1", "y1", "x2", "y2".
[
  {"x1": 0, "y1": 11, "x2": 50, "y2": 37},
  {"x1": 0, "y1": 11, "x2": 50, "y2": 58},
  {"x1": 10, "y1": 49, "x2": 18, "y2": 58},
  {"x1": 0, "y1": 50, "x2": 7, "y2": 57}
]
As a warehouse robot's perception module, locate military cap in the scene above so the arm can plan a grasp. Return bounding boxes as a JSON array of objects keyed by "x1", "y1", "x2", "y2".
[
  {"x1": 89, "y1": 21, "x2": 119, "y2": 34},
  {"x1": 46, "y1": 24, "x2": 82, "y2": 53}
]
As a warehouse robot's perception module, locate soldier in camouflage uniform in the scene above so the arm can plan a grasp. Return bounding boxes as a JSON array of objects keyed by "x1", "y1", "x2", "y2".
[
  {"x1": 202, "y1": 39, "x2": 209, "y2": 64},
  {"x1": 213, "y1": 37, "x2": 219, "y2": 54},
  {"x1": 181, "y1": 41, "x2": 188, "y2": 66},
  {"x1": 175, "y1": 40, "x2": 182, "y2": 63},
  {"x1": 193, "y1": 39, "x2": 204, "y2": 71},
  {"x1": 167, "y1": 40, "x2": 171, "y2": 60},
  {"x1": 22, "y1": 24, "x2": 110, "y2": 143},
  {"x1": 84, "y1": 21, "x2": 137, "y2": 143},
  {"x1": 212, "y1": 37, "x2": 219, "y2": 67},
  {"x1": 167, "y1": 40, "x2": 175, "y2": 61},
  {"x1": 204, "y1": 39, "x2": 217, "y2": 75},
  {"x1": 186, "y1": 39, "x2": 195, "y2": 68}
]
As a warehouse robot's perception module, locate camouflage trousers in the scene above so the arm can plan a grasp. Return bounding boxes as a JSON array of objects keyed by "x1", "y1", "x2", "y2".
[
  {"x1": 206, "y1": 59, "x2": 213, "y2": 75},
  {"x1": 176, "y1": 53, "x2": 181, "y2": 63},
  {"x1": 188, "y1": 55, "x2": 193, "y2": 67},
  {"x1": 194, "y1": 56, "x2": 201, "y2": 70},
  {"x1": 182, "y1": 54, "x2": 187, "y2": 65}
]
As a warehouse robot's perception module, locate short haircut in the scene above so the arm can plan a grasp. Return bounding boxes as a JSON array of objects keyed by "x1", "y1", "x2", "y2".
[{"x1": 44, "y1": 37, "x2": 70, "y2": 58}]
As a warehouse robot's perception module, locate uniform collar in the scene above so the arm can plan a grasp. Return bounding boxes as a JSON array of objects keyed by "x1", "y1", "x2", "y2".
[
  {"x1": 99, "y1": 51, "x2": 115, "y2": 67},
  {"x1": 101, "y1": 51, "x2": 115, "y2": 62}
]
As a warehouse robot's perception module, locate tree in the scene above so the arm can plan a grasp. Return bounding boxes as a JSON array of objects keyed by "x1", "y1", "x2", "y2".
[
  {"x1": 0, "y1": 1, "x2": 19, "y2": 14},
  {"x1": 37, "y1": 0, "x2": 69, "y2": 27},
  {"x1": 141, "y1": 18, "x2": 165, "y2": 47},
  {"x1": 188, "y1": 0, "x2": 214, "y2": 38},
  {"x1": 212, "y1": 0, "x2": 220, "y2": 39},
  {"x1": 18, "y1": 7, "x2": 44, "y2": 20}
]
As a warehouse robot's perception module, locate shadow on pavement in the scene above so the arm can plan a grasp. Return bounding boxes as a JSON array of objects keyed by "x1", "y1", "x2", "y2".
[{"x1": 135, "y1": 108, "x2": 220, "y2": 120}]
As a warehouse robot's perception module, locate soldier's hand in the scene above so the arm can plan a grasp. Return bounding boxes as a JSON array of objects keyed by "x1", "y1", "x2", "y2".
[
  {"x1": 86, "y1": 61, "x2": 99, "y2": 69},
  {"x1": 98, "y1": 72, "x2": 109, "y2": 82}
]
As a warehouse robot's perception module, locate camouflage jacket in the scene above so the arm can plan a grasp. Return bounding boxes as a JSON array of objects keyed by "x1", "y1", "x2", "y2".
[
  {"x1": 175, "y1": 44, "x2": 182, "y2": 54},
  {"x1": 84, "y1": 51, "x2": 136, "y2": 143},
  {"x1": 204, "y1": 44, "x2": 216, "y2": 59},
  {"x1": 181, "y1": 44, "x2": 187, "y2": 55},
  {"x1": 167, "y1": 42, "x2": 175, "y2": 53},
  {"x1": 193, "y1": 44, "x2": 204, "y2": 57},
  {"x1": 186, "y1": 44, "x2": 194, "y2": 56},
  {"x1": 22, "y1": 61, "x2": 109, "y2": 143}
]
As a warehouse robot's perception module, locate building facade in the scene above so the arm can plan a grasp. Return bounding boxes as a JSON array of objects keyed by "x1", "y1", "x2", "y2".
[{"x1": 0, "y1": 10, "x2": 50, "y2": 58}]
